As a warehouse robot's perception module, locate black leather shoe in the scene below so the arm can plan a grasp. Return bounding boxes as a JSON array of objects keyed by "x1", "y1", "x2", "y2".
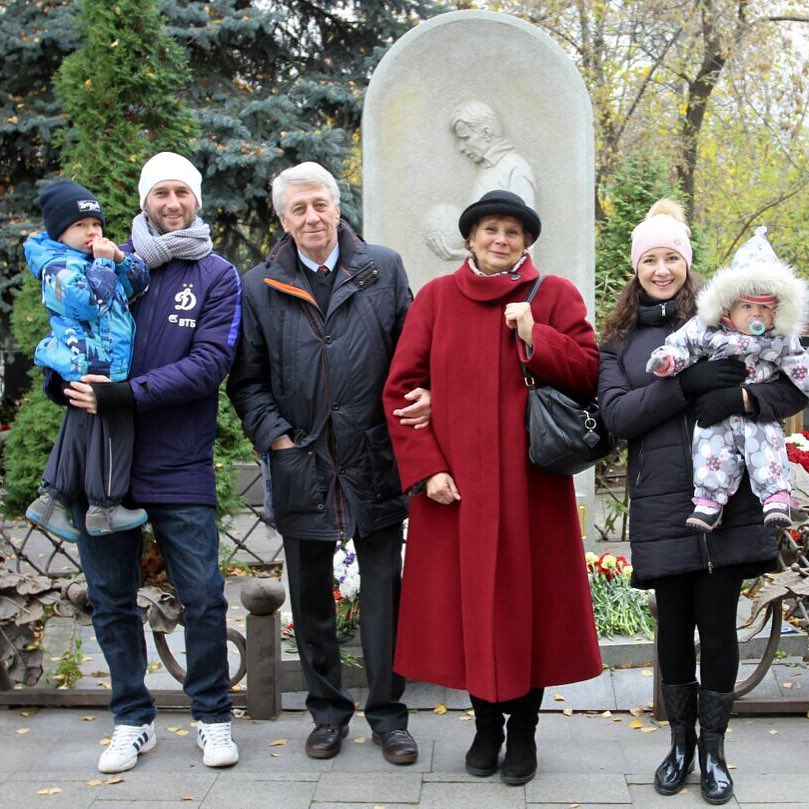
[
  {"x1": 372, "y1": 729, "x2": 418, "y2": 765},
  {"x1": 305, "y1": 724, "x2": 348, "y2": 759}
]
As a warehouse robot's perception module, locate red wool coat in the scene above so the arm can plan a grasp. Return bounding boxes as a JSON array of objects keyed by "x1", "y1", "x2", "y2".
[{"x1": 383, "y1": 258, "x2": 602, "y2": 702}]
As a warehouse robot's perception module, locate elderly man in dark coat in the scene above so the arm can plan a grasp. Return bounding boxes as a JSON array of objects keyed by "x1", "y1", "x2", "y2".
[{"x1": 227, "y1": 162, "x2": 428, "y2": 765}]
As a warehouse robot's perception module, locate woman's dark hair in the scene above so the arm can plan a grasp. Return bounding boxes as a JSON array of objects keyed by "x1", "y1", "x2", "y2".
[{"x1": 600, "y1": 272, "x2": 703, "y2": 345}]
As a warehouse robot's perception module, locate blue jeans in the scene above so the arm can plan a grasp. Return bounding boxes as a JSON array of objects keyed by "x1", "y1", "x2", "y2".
[{"x1": 75, "y1": 503, "x2": 232, "y2": 725}]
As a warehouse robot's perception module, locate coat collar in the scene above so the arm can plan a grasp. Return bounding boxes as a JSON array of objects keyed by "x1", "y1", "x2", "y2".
[
  {"x1": 263, "y1": 221, "x2": 377, "y2": 309},
  {"x1": 453, "y1": 255, "x2": 540, "y2": 302}
]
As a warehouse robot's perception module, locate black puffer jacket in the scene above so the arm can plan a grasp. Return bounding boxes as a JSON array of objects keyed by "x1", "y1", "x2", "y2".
[
  {"x1": 227, "y1": 222, "x2": 410, "y2": 541},
  {"x1": 599, "y1": 302, "x2": 806, "y2": 587}
]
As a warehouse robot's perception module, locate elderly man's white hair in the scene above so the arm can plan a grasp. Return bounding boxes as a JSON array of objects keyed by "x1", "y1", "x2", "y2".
[{"x1": 272, "y1": 161, "x2": 341, "y2": 217}]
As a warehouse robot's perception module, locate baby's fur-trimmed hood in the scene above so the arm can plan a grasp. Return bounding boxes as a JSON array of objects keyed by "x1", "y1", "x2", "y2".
[{"x1": 697, "y1": 258, "x2": 807, "y2": 338}]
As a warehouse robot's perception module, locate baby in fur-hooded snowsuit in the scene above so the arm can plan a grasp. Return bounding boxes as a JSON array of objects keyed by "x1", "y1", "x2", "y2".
[{"x1": 647, "y1": 226, "x2": 809, "y2": 532}]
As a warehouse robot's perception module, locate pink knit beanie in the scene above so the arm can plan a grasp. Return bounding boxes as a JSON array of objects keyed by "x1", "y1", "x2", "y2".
[{"x1": 630, "y1": 214, "x2": 693, "y2": 272}]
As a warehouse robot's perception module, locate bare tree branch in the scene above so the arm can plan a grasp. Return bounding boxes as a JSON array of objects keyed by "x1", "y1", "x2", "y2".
[{"x1": 721, "y1": 177, "x2": 809, "y2": 262}]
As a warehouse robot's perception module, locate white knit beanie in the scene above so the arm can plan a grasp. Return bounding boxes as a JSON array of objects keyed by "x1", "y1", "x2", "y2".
[{"x1": 138, "y1": 152, "x2": 203, "y2": 209}]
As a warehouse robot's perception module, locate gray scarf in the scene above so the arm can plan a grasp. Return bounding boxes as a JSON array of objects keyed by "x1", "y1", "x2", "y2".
[{"x1": 131, "y1": 211, "x2": 213, "y2": 269}]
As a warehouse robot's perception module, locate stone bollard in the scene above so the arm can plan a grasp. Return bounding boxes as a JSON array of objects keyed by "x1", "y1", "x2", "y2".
[{"x1": 240, "y1": 576, "x2": 286, "y2": 720}]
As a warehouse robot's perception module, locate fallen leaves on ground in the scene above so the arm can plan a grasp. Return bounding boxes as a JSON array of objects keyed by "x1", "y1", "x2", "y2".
[
  {"x1": 86, "y1": 779, "x2": 102, "y2": 787},
  {"x1": 269, "y1": 738, "x2": 288, "y2": 746},
  {"x1": 563, "y1": 708, "x2": 573, "y2": 717},
  {"x1": 16, "y1": 728, "x2": 30, "y2": 734},
  {"x1": 433, "y1": 703, "x2": 447, "y2": 715},
  {"x1": 36, "y1": 787, "x2": 62, "y2": 796},
  {"x1": 553, "y1": 693, "x2": 565, "y2": 701},
  {"x1": 629, "y1": 706, "x2": 645, "y2": 716}
]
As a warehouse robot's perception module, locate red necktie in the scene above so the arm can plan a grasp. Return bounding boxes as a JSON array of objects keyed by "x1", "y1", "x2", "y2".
[{"x1": 318, "y1": 265, "x2": 329, "y2": 275}]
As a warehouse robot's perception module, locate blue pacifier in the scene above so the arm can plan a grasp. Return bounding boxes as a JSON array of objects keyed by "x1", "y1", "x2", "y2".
[{"x1": 749, "y1": 319, "x2": 766, "y2": 336}]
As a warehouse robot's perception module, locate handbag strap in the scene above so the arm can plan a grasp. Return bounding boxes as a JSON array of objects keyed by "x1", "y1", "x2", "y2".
[{"x1": 516, "y1": 275, "x2": 545, "y2": 389}]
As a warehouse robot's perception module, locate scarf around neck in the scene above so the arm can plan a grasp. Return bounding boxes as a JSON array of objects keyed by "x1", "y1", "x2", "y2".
[{"x1": 131, "y1": 211, "x2": 213, "y2": 269}]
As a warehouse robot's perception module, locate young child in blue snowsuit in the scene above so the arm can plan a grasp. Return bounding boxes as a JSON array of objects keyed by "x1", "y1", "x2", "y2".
[
  {"x1": 24, "y1": 180, "x2": 150, "y2": 541},
  {"x1": 648, "y1": 227, "x2": 809, "y2": 532}
]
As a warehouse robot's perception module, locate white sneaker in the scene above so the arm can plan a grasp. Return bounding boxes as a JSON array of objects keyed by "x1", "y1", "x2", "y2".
[
  {"x1": 98, "y1": 722, "x2": 156, "y2": 773},
  {"x1": 197, "y1": 720, "x2": 239, "y2": 767}
]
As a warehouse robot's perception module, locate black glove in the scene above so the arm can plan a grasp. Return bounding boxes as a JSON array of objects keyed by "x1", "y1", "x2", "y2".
[
  {"x1": 91, "y1": 381, "x2": 135, "y2": 413},
  {"x1": 41, "y1": 368, "x2": 69, "y2": 407},
  {"x1": 678, "y1": 358, "x2": 746, "y2": 398},
  {"x1": 694, "y1": 387, "x2": 746, "y2": 427}
]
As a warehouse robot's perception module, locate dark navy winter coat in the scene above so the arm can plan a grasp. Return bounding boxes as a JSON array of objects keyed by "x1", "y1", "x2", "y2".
[
  {"x1": 598, "y1": 303, "x2": 806, "y2": 587},
  {"x1": 123, "y1": 246, "x2": 242, "y2": 507},
  {"x1": 227, "y1": 222, "x2": 410, "y2": 541}
]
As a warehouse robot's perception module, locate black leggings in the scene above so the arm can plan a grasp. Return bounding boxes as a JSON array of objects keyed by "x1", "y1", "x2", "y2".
[{"x1": 654, "y1": 568, "x2": 744, "y2": 693}]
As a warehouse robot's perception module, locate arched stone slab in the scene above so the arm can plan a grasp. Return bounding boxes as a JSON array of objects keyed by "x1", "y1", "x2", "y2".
[{"x1": 362, "y1": 9, "x2": 594, "y2": 320}]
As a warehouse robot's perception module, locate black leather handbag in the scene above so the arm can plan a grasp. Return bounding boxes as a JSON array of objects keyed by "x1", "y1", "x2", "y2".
[{"x1": 518, "y1": 276, "x2": 615, "y2": 476}]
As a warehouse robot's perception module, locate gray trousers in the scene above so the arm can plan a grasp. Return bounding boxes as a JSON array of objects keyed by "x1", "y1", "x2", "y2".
[{"x1": 43, "y1": 405, "x2": 134, "y2": 507}]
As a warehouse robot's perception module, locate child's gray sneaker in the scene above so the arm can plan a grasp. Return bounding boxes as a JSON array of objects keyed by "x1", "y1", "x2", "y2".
[
  {"x1": 25, "y1": 493, "x2": 80, "y2": 542},
  {"x1": 98, "y1": 722, "x2": 156, "y2": 773},
  {"x1": 85, "y1": 504, "x2": 148, "y2": 536}
]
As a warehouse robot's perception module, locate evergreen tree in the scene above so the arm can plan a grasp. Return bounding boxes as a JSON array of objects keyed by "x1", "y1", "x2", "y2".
[
  {"x1": 162, "y1": 0, "x2": 447, "y2": 267},
  {"x1": 0, "y1": 0, "x2": 79, "y2": 317},
  {"x1": 54, "y1": 0, "x2": 198, "y2": 241}
]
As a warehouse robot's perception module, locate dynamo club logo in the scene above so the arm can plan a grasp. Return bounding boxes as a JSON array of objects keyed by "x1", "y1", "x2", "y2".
[
  {"x1": 174, "y1": 284, "x2": 197, "y2": 311},
  {"x1": 169, "y1": 283, "x2": 197, "y2": 328}
]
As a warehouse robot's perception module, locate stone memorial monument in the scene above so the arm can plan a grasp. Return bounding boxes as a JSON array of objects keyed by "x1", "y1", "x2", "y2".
[{"x1": 362, "y1": 9, "x2": 599, "y2": 531}]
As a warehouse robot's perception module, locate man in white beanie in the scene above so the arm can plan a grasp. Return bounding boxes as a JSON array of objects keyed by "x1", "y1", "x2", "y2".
[{"x1": 64, "y1": 152, "x2": 242, "y2": 773}]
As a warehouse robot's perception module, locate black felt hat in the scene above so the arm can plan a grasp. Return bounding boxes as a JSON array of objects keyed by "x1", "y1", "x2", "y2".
[
  {"x1": 458, "y1": 190, "x2": 541, "y2": 245},
  {"x1": 39, "y1": 180, "x2": 105, "y2": 241}
]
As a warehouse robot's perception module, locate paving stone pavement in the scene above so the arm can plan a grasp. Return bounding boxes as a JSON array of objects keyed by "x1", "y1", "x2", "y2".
[
  {"x1": 4, "y1": 676, "x2": 809, "y2": 808},
  {"x1": 5, "y1": 508, "x2": 809, "y2": 805}
]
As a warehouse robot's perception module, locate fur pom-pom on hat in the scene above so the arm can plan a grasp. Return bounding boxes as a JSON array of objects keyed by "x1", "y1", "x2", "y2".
[{"x1": 697, "y1": 226, "x2": 807, "y2": 338}]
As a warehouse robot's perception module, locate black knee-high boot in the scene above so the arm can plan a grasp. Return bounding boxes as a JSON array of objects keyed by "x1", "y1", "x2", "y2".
[
  {"x1": 654, "y1": 681, "x2": 698, "y2": 795},
  {"x1": 465, "y1": 694, "x2": 505, "y2": 776},
  {"x1": 698, "y1": 689, "x2": 734, "y2": 805},
  {"x1": 500, "y1": 687, "x2": 544, "y2": 786}
]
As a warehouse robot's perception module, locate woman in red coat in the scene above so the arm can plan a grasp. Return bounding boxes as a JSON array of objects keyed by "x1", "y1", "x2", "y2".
[{"x1": 383, "y1": 190, "x2": 601, "y2": 785}]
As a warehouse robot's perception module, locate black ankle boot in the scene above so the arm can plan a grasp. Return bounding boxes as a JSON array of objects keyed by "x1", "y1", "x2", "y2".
[
  {"x1": 654, "y1": 681, "x2": 698, "y2": 795},
  {"x1": 501, "y1": 688, "x2": 543, "y2": 786},
  {"x1": 698, "y1": 689, "x2": 735, "y2": 805},
  {"x1": 465, "y1": 694, "x2": 505, "y2": 777}
]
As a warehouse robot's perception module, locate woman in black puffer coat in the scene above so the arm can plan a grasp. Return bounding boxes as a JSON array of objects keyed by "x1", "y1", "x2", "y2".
[{"x1": 598, "y1": 199, "x2": 806, "y2": 806}]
